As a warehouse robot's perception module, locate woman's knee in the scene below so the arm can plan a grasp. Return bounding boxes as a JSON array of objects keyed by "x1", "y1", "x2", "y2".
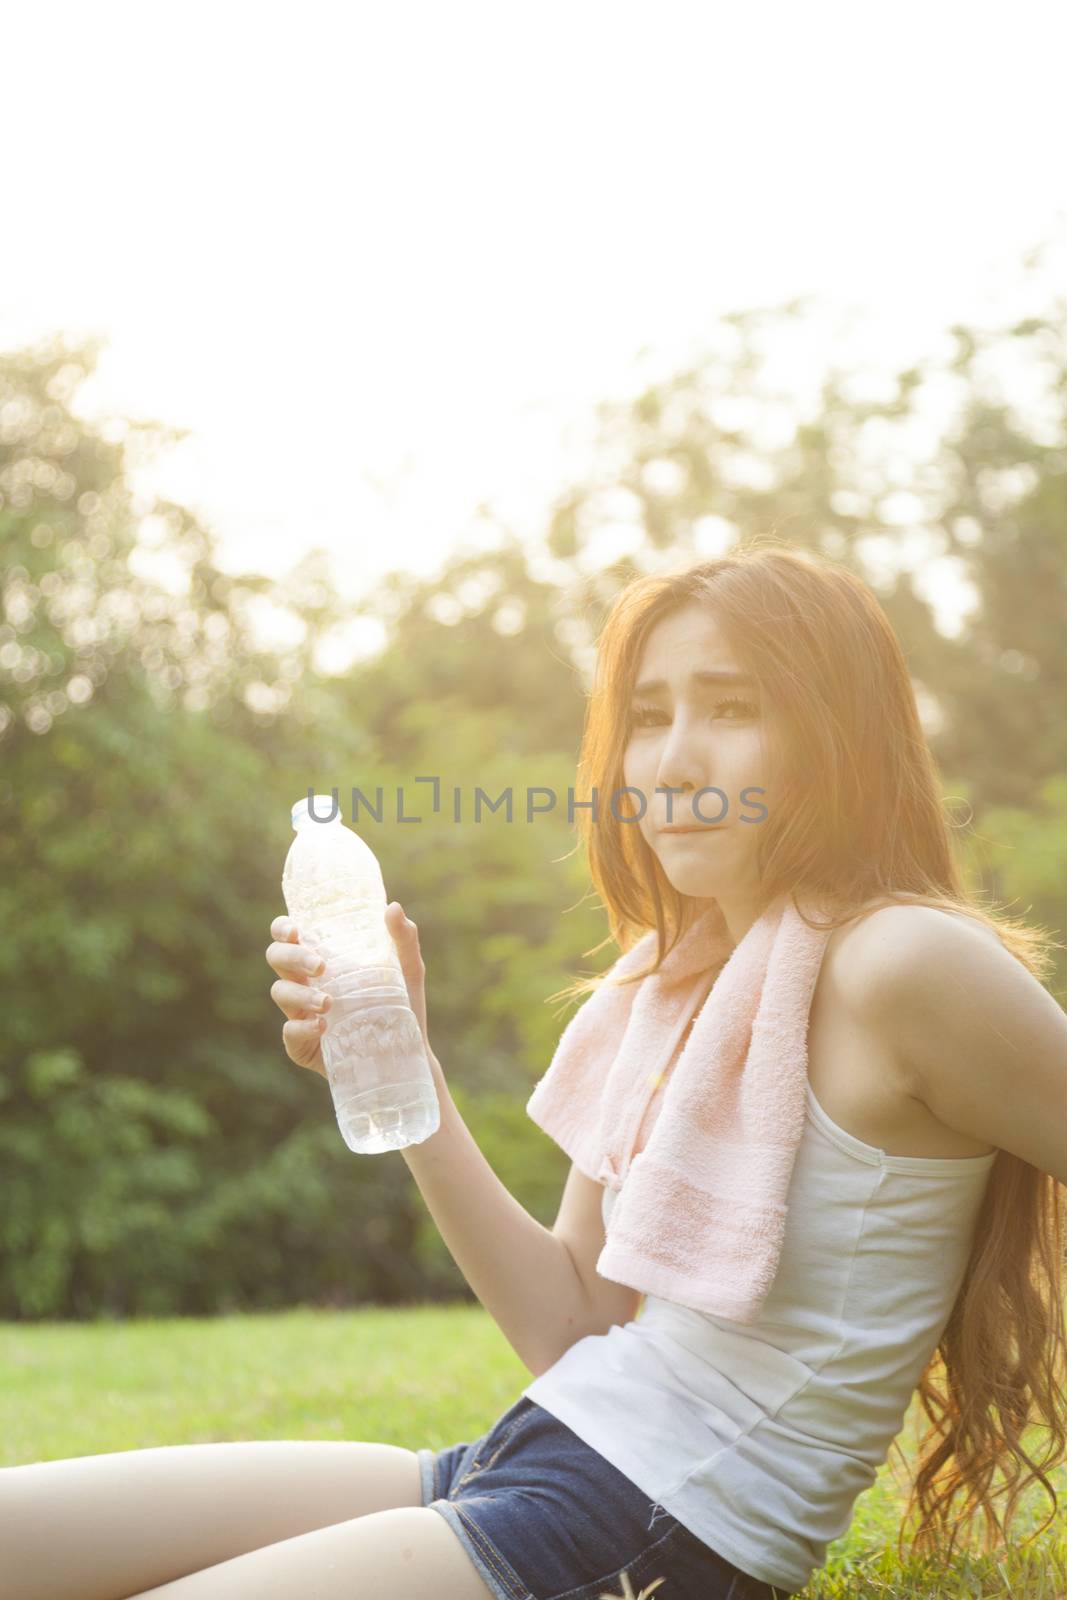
[
  {"x1": 0, "y1": 1439, "x2": 425, "y2": 1600},
  {"x1": 328, "y1": 1439, "x2": 425, "y2": 1517}
]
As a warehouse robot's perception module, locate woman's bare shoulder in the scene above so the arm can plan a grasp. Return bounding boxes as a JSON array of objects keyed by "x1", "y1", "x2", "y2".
[{"x1": 827, "y1": 898, "x2": 1004, "y2": 970}]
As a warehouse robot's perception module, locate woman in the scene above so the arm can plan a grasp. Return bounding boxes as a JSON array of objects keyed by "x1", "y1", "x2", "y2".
[{"x1": 6, "y1": 542, "x2": 1066, "y2": 1600}]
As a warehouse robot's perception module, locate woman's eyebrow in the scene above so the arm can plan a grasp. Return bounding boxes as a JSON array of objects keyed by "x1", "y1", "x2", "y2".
[{"x1": 630, "y1": 669, "x2": 756, "y2": 697}]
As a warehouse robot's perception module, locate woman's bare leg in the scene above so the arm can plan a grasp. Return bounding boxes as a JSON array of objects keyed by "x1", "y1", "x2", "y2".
[
  {"x1": 125, "y1": 1507, "x2": 496, "y2": 1600},
  {"x1": 1, "y1": 1439, "x2": 424, "y2": 1600}
]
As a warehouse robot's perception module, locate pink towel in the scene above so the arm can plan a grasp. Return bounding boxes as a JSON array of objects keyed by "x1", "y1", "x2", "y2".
[{"x1": 526, "y1": 890, "x2": 834, "y2": 1323}]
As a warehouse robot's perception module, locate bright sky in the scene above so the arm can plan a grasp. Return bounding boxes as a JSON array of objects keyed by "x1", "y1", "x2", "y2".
[{"x1": 4, "y1": 0, "x2": 1067, "y2": 662}]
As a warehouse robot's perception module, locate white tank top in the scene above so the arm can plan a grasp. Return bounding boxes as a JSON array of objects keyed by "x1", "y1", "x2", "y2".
[{"x1": 522, "y1": 1078, "x2": 997, "y2": 1595}]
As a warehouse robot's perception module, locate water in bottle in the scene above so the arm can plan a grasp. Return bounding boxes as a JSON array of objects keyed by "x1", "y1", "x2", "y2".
[{"x1": 282, "y1": 793, "x2": 441, "y2": 1153}]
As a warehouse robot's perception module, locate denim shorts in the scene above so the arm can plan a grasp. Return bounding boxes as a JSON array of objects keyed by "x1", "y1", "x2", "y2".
[{"x1": 417, "y1": 1394, "x2": 794, "y2": 1600}]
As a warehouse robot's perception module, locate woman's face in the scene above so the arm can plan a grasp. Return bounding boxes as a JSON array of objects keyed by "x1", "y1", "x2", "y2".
[{"x1": 621, "y1": 603, "x2": 773, "y2": 903}]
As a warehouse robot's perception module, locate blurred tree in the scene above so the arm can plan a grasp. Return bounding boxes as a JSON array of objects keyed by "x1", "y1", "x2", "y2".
[
  {"x1": 0, "y1": 333, "x2": 311, "y2": 747},
  {"x1": 0, "y1": 335, "x2": 600, "y2": 1319}
]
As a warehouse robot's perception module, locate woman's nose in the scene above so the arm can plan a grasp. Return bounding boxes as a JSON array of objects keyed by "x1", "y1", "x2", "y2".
[{"x1": 656, "y1": 722, "x2": 707, "y2": 796}]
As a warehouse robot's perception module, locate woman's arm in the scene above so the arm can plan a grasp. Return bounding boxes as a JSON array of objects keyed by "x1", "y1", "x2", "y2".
[
  {"x1": 385, "y1": 903, "x2": 615, "y2": 1377},
  {"x1": 402, "y1": 1076, "x2": 622, "y2": 1377},
  {"x1": 849, "y1": 905, "x2": 1067, "y2": 1186}
]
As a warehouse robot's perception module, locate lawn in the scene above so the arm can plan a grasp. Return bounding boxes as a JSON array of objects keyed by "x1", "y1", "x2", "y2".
[{"x1": 2, "y1": 1305, "x2": 1065, "y2": 1598}]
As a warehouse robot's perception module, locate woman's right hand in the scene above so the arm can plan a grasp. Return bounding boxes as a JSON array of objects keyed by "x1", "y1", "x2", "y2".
[{"x1": 266, "y1": 915, "x2": 331, "y2": 1077}]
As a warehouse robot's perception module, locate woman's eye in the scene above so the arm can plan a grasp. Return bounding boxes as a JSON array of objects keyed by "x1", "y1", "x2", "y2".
[
  {"x1": 627, "y1": 697, "x2": 758, "y2": 728},
  {"x1": 714, "y1": 697, "x2": 759, "y2": 720}
]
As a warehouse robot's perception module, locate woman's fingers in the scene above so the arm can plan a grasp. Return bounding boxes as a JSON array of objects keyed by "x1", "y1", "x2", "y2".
[
  {"x1": 270, "y1": 978, "x2": 332, "y2": 1021},
  {"x1": 265, "y1": 924, "x2": 326, "y2": 982},
  {"x1": 282, "y1": 1016, "x2": 328, "y2": 1076},
  {"x1": 268, "y1": 917, "x2": 328, "y2": 1076}
]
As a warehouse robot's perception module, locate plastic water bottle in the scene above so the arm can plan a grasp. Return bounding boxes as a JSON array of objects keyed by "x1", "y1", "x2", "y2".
[{"x1": 282, "y1": 793, "x2": 441, "y2": 1153}]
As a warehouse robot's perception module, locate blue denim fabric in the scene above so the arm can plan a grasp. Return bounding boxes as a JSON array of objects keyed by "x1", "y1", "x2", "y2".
[{"x1": 417, "y1": 1394, "x2": 794, "y2": 1600}]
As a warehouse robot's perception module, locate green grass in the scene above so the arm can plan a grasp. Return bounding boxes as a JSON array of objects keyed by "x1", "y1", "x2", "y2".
[{"x1": 2, "y1": 1306, "x2": 1065, "y2": 1597}]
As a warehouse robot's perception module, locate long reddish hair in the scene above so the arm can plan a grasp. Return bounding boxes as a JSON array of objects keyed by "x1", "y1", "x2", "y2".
[{"x1": 550, "y1": 536, "x2": 1067, "y2": 1563}]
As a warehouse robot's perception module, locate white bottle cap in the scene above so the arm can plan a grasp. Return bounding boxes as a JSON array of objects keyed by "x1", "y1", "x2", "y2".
[{"x1": 291, "y1": 794, "x2": 342, "y2": 829}]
